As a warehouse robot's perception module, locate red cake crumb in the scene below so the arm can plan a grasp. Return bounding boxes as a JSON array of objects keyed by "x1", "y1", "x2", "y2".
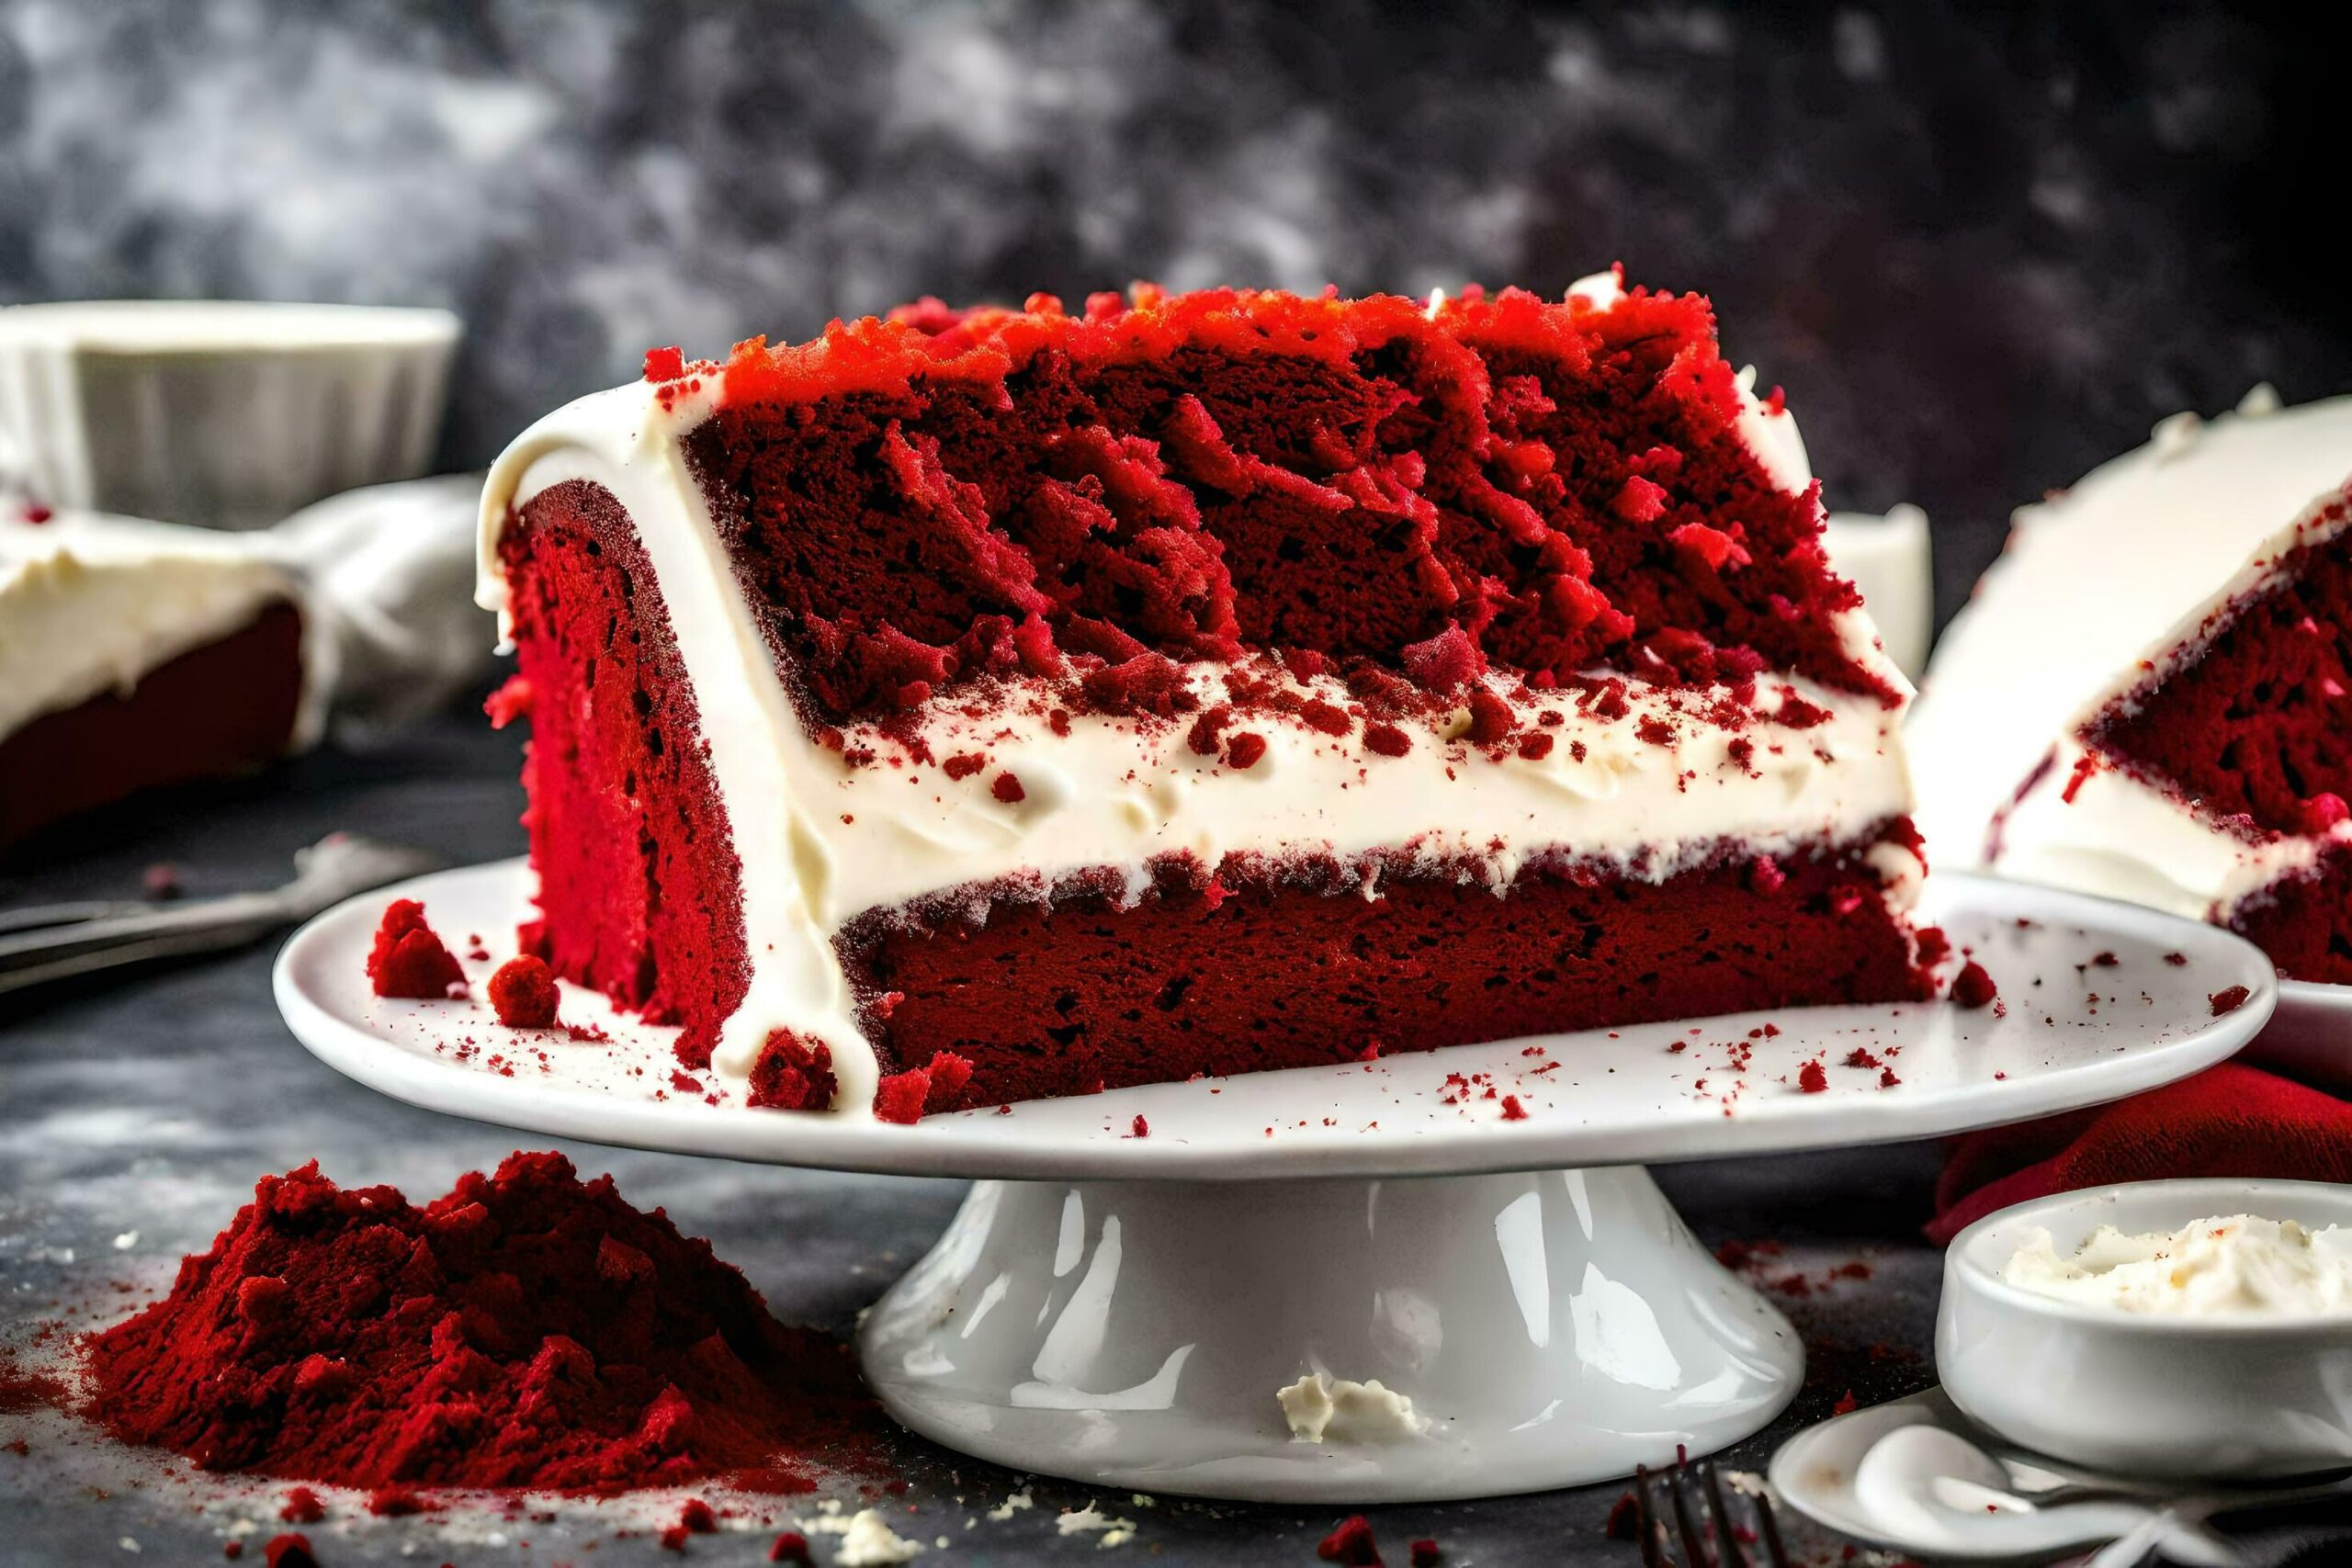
[
  {"x1": 1363, "y1": 720, "x2": 1411, "y2": 757},
  {"x1": 747, "y1": 1032, "x2": 839, "y2": 1111},
  {"x1": 1880, "y1": 1067, "x2": 1902, "y2": 1088},
  {"x1": 1410, "y1": 1540, "x2": 1442, "y2": 1568},
  {"x1": 660, "y1": 1523, "x2": 690, "y2": 1551},
  {"x1": 2209, "y1": 985, "x2": 2252, "y2": 1017},
  {"x1": 1317, "y1": 1514, "x2": 1383, "y2": 1565},
  {"x1": 943, "y1": 751, "x2": 988, "y2": 780},
  {"x1": 1951, "y1": 960, "x2": 1998, "y2": 1009},
  {"x1": 990, "y1": 771, "x2": 1026, "y2": 804},
  {"x1": 368, "y1": 1486, "x2": 428, "y2": 1517},
  {"x1": 223, "y1": 1544, "x2": 243, "y2": 1561},
  {"x1": 279, "y1": 1487, "x2": 324, "y2": 1523},
  {"x1": 872, "y1": 1051, "x2": 978, "y2": 1123},
  {"x1": 1796, "y1": 1060, "x2": 1829, "y2": 1093},
  {"x1": 643, "y1": 346, "x2": 686, "y2": 383},
  {"x1": 484, "y1": 674, "x2": 534, "y2": 729},
  {"x1": 769, "y1": 1533, "x2": 812, "y2": 1564},
  {"x1": 677, "y1": 1498, "x2": 718, "y2": 1535},
  {"x1": 81, "y1": 1153, "x2": 879, "y2": 1494},
  {"x1": 264, "y1": 1535, "x2": 317, "y2": 1568},
  {"x1": 488, "y1": 956, "x2": 561, "y2": 1028},
  {"x1": 366, "y1": 899, "x2": 467, "y2": 1000},
  {"x1": 2164, "y1": 952, "x2": 2188, "y2": 966},
  {"x1": 1842, "y1": 1047, "x2": 1881, "y2": 1069},
  {"x1": 1226, "y1": 731, "x2": 1269, "y2": 769},
  {"x1": 1500, "y1": 1094, "x2": 1529, "y2": 1121},
  {"x1": 1833, "y1": 1390, "x2": 1860, "y2": 1416},
  {"x1": 1131, "y1": 1115, "x2": 1149, "y2": 1137}
]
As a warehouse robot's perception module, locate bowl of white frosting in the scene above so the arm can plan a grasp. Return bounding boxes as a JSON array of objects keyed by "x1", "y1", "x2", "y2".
[{"x1": 1939, "y1": 1179, "x2": 2352, "y2": 1479}]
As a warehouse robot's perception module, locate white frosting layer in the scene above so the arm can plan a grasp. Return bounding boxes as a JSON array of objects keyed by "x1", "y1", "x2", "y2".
[
  {"x1": 1911, "y1": 391, "x2": 2352, "y2": 907},
  {"x1": 480, "y1": 302, "x2": 1916, "y2": 1111},
  {"x1": 0, "y1": 510, "x2": 322, "y2": 741},
  {"x1": 2005, "y1": 1216, "x2": 2352, "y2": 1317}
]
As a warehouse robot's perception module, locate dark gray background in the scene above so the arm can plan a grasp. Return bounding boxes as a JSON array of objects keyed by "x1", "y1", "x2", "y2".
[{"x1": 3, "y1": 0, "x2": 2345, "y2": 625}]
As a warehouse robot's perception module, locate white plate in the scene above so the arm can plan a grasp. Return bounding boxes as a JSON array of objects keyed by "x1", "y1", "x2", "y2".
[{"x1": 275, "y1": 863, "x2": 2275, "y2": 1180}]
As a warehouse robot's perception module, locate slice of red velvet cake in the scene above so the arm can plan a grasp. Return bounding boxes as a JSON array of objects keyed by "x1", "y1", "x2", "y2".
[
  {"x1": 478, "y1": 276, "x2": 1937, "y2": 1119},
  {"x1": 1913, "y1": 392, "x2": 2352, "y2": 980},
  {"x1": 1, "y1": 507, "x2": 313, "y2": 849}
]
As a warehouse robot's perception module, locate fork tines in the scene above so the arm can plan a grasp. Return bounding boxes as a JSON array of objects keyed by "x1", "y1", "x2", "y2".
[{"x1": 1632, "y1": 1456, "x2": 1791, "y2": 1568}]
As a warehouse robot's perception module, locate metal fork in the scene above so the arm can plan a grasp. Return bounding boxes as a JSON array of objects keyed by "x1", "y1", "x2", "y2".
[
  {"x1": 0, "y1": 833, "x2": 439, "y2": 995},
  {"x1": 1634, "y1": 1455, "x2": 1792, "y2": 1568}
]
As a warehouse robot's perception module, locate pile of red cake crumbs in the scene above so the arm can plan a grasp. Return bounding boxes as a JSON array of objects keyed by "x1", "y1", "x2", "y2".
[{"x1": 82, "y1": 1152, "x2": 882, "y2": 1495}]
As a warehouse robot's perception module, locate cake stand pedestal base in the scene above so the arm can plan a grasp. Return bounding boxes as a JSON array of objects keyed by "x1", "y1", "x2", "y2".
[{"x1": 857, "y1": 1166, "x2": 1800, "y2": 1503}]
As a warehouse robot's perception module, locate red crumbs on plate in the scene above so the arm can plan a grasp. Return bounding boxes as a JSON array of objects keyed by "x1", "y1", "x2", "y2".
[
  {"x1": 1951, "y1": 960, "x2": 1998, "y2": 1010},
  {"x1": 872, "y1": 1051, "x2": 978, "y2": 1123},
  {"x1": 1832, "y1": 1390, "x2": 1859, "y2": 1416},
  {"x1": 2164, "y1": 952, "x2": 2188, "y2": 966},
  {"x1": 1131, "y1": 1115, "x2": 1149, "y2": 1138},
  {"x1": 747, "y1": 1031, "x2": 839, "y2": 1111},
  {"x1": 488, "y1": 956, "x2": 561, "y2": 1029},
  {"x1": 366, "y1": 899, "x2": 466, "y2": 1000},
  {"x1": 769, "y1": 1532, "x2": 813, "y2": 1564},
  {"x1": 1226, "y1": 731, "x2": 1269, "y2": 769},
  {"x1": 1796, "y1": 1060, "x2": 1829, "y2": 1094},
  {"x1": 678, "y1": 1498, "x2": 718, "y2": 1535},
  {"x1": 1318, "y1": 1513, "x2": 1383, "y2": 1565},
  {"x1": 278, "y1": 1487, "x2": 324, "y2": 1524},
  {"x1": 2209, "y1": 985, "x2": 2252, "y2": 1017},
  {"x1": 990, "y1": 771, "x2": 1026, "y2": 804},
  {"x1": 643, "y1": 346, "x2": 686, "y2": 382},
  {"x1": 1500, "y1": 1094, "x2": 1529, "y2": 1121}
]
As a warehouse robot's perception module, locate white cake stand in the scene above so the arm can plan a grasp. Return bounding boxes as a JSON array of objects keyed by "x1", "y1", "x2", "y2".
[{"x1": 275, "y1": 864, "x2": 2275, "y2": 1503}]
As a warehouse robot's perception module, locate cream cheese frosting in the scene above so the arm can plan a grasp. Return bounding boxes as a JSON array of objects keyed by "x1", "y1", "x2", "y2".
[
  {"x1": 2004, "y1": 1215, "x2": 2352, "y2": 1317},
  {"x1": 0, "y1": 509, "x2": 323, "y2": 743},
  {"x1": 1275, "y1": 1371, "x2": 1431, "y2": 1443},
  {"x1": 478, "y1": 310, "x2": 1917, "y2": 1111},
  {"x1": 1910, "y1": 390, "x2": 2352, "y2": 917}
]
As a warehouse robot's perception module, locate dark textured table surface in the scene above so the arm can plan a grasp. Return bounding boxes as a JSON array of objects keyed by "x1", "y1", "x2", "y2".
[{"x1": 0, "y1": 704, "x2": 1944, "y2": 1565}]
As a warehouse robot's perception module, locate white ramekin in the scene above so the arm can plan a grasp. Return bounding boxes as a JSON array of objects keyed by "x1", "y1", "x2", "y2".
[
  {"x1": 0, "y1": 300, "x2": 460, "y2": 530},
  {"x1": 1939, "y1": 1179, "x2": 2352, "y2": 1479}
]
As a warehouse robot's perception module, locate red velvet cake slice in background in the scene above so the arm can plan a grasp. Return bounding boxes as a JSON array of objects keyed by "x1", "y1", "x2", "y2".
[
  {"x1": 1911, "y1": 391, "x2": 2352, "y2": 979},
  {"x1": 479, "y1": 276, "x2": 1936, "y2": 1118},
  {"x1": 0, "y1": 509, "x2": 315, "y2": 849}
]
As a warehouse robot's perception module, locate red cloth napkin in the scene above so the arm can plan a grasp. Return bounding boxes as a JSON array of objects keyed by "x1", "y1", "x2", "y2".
[{"x1": 1928, "y1": 1062, "x2": 2352, "y2": 1245}]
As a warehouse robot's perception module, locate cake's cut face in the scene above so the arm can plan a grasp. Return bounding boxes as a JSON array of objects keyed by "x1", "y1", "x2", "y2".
[
  {"x1": 480, "y1": 278, "x2": 1935, "y2": 1116},
  {"x1": 0, "y1": 511, "x2": 312, "y2": 849},
  {"x1": 1917, "y1": 391, "x2": 2352, "y2": 978}
]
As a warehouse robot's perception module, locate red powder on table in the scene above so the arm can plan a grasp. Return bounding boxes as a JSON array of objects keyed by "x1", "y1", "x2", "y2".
[
  {"x1": 488, "y1": 955, "x2": 561, "y2": 1028},
  {"x1": 81, "y1": 1152, "x2": 880, "y2": 1495},
  {"x1": 367, "y1": 899, "x2": 467, "y2": 1000}
]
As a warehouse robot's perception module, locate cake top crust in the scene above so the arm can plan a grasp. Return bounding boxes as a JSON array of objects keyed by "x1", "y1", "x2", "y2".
[{"x1": 642, "y1": 281, "x2": 1900, "y2": 727}]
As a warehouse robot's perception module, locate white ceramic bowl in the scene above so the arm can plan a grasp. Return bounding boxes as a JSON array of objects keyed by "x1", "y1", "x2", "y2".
[
  {"x1": 1939, "y1": 1179, "x2": 2352, "y2": 1479},
  {"x1": 0, "y1": 300, "x2": 460, "y2": 529}
]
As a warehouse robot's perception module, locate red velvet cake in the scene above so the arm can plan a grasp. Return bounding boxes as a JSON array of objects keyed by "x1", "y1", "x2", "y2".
[
  {"x1": 478, "y1": 276, "x2": 1936, "y2": 1117},
  {"x1": 0, "y1": 508, "x2": 313, "y2": 849},
  {"x1": 1912, "y1": 391, "x2": 2352, "y2": 979}
]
